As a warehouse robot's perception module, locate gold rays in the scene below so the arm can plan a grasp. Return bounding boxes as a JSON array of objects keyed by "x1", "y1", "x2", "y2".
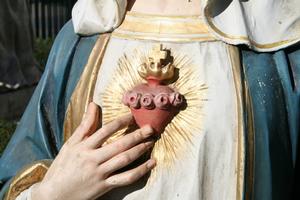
[
  {"x1": 100, "y1": 45, "x2": 207, "y2": 170},
  {"x1": 153, "y1": 53, "x2": 208, "y2": 169},
  {"x1": 101, "y1": 50, "x2": 146, "y2": 144}
]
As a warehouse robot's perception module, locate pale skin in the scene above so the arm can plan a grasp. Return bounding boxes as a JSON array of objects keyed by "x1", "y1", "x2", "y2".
[
  {"x1": 32, "y1": 103, "x2": 156, "y2": 200},
  {"x1": 32, "y1": 1, "x2": 201, "y2": 199}
]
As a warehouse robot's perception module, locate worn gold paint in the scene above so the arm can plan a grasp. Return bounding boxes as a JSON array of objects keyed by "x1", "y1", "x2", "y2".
[
  {"x1": 63, "y1": 34, "x2": 110, "y2": 141},
  {"x1": 112, "y1": 32, "x2": 217, "y2": 42},
  {"x1": 118, "y1": 17, "x2": 209, "y2": 34},
  {"x1": 138, "y1": 44, "x2": 175, "y2": 81},
  {"x1": 112, "y1": 11, "x2": 217, "y2": 42},
  {"x1": 243, "y1": 74, "x2": 256, "y2": 200},
  {"x1": 227, "y1": 45, "x2": 246, "y2": 200},
  {"x1": 127, "y1": 11, "x2": 201, "y2": 19},
  {"x1": 4, "y1": 160, "x2": 52, "y2": 200}
]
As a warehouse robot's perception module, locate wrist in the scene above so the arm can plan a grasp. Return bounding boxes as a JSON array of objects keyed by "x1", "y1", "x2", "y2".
[{"x1": 31, "y1": 182, "x2": 54, "y2": 200}]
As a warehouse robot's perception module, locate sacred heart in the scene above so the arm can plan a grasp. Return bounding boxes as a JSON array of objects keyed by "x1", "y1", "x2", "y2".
[{"x1": 122, "y1": 44, "x2": 186, "y2": 134}]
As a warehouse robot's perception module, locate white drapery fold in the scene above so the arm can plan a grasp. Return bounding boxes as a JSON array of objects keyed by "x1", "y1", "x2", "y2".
[
  {"x1": 71, "y1": 0, "x2": 300, "y2": 52},
  {"x1": 72, "y1": 0, "x2": 127, "y2": 35},
  {"x1": 202, "y1": 0, "x2": 300, "y2": 52}
]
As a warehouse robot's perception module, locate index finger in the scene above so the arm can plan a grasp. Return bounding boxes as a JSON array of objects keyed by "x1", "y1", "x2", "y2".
[
  {"x1": 67, "y1": 102, "x2": 100, "y2": 145},
  {"x1": 84, "y1": 114, "x2": 133, "y2": 148}
]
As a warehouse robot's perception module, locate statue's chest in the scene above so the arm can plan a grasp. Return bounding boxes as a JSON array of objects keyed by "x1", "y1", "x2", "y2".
[{"x1": 93, "y1": 38, "x2": 243, "y2": 200}]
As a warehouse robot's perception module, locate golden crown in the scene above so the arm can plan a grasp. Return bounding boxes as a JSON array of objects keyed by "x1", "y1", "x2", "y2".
[{"x1": 138, "y1": 44, "x2": 175, "y2": 81}]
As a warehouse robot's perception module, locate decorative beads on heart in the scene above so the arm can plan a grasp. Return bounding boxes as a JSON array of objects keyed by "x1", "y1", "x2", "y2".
[{"x1": 123, "y1": 91, "x2": 185, "y2": 110}]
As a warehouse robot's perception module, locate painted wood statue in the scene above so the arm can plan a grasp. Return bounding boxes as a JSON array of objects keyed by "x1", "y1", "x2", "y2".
[{"x1": 0, "y1": 0, "x2": 299, "y2": 200}]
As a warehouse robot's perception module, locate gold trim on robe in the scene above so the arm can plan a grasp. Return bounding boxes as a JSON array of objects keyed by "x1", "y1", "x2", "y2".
[
  {"x1": 243, "y1": 68, "x2": 256, "y2": 200},
  {"x1": 63, "y1": 34, "x2": 111, "y2": 141},
  {"x1": 112, "y1": 11, "x2": 217, "y2": 42},
  {"x1": 227, "y1": 45, "x2": 245, "y2": 200},
  {"x1": 227, "y1": 45, "x2": 255, "y2": 200},
  {"x1": 4, "y1": 160, "x2": 52, "y2": 200}
]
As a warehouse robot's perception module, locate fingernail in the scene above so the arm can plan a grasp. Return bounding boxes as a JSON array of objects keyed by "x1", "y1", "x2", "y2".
[
  {"x1": 142, "y1": 125, "x2": 153, "y2": 133},
  {"x1": 146, "y1": 159, "x2": 156, "y2": 169},
  {"x1": 106, "y1": 177, "x2": 118, "y2": 186}
]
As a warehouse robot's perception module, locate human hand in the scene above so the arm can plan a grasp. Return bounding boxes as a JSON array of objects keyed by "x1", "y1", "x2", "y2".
[{"x1": 32, "y1": 102, "x2": 156, "y2": 200}]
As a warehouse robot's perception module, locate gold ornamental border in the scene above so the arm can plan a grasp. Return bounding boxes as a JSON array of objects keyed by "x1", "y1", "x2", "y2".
[
  {"x1": 126, "y1": 11, "x2": 202, "y2": 20},
  {"x1": 63, "y1": 34, "x2": 111, "y2": 141},
  {"x1": 112, "y1": 11, "x2": 217, "y2": 42},
  {"x1": 227, "y1": 45, "x2": 256, "y2": 200},
  {"x1": 4, "y1": 160, "x2": 52, "y2": 200},
  {"x1": 227, "y1": 46, "x2": 245, "y2": 200}
]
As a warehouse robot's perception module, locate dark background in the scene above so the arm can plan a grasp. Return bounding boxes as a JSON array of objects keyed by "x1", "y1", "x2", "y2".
[{"x1": 0, "y1": 0, "x2": 76, "y2": 155}]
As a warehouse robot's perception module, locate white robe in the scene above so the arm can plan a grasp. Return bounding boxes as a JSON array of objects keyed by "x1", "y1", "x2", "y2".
[
  {"x1": 17, "y1": 39, "x2": 243, "y2": 200},
  {"x1": 91, "y1": 11, "x2": 244, "y2": 199},
  {"x1": 92, "y1": 37, "x2": 242, "y2": 200}
]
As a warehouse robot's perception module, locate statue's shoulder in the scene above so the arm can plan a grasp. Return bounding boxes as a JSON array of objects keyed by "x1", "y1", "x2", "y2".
[
  {"x1": 51, "y1": 20, "x2": 100, "y2": 53},
  {"x1": 45, "y1": 20, "x2": 100, "y2": 74}
]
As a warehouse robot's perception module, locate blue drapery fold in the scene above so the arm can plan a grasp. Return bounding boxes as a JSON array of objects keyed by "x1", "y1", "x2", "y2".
[
  {"x1": 242, "y1": 46, "x2": 300, "y2": 200},
  {"x1": 0, "y1": 21, "x2": 98, "y2": 199}
]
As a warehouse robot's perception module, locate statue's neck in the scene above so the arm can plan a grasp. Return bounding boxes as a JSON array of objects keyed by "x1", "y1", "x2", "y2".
[{"x1": 128, "y1": 0, "x2": 201, "y2": 16}]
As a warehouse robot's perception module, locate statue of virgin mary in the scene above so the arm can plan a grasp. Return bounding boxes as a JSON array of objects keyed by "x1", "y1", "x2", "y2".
[{"x1": 0, "y1": 0, "x2": 299, "y2": 200}]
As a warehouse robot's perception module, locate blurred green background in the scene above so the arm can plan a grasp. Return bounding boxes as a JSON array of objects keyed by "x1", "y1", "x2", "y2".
[
  {"x1": 0, "y1": 38, "x2": 53, "y2": 156},
  {"x1": 0, "y1": 120, "x2": 17, "y2": 156}
]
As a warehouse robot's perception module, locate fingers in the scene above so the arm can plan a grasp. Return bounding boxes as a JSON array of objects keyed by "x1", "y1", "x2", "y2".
[
  {"x1": 67, "y1": 102, "x2": 100, "y2": 145},
  {"x1": 95, "y1": 125, "x2": 154, "y2": 163},
  {"x1": 84, "y1": 114, "x2": 133, "y2": 148},
  {"x1": 105, "y1": 159, "x2": 156, "y2": 188},
  {"x1": 99, "y1": 141, "x2": 154, "y2": 177}
]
